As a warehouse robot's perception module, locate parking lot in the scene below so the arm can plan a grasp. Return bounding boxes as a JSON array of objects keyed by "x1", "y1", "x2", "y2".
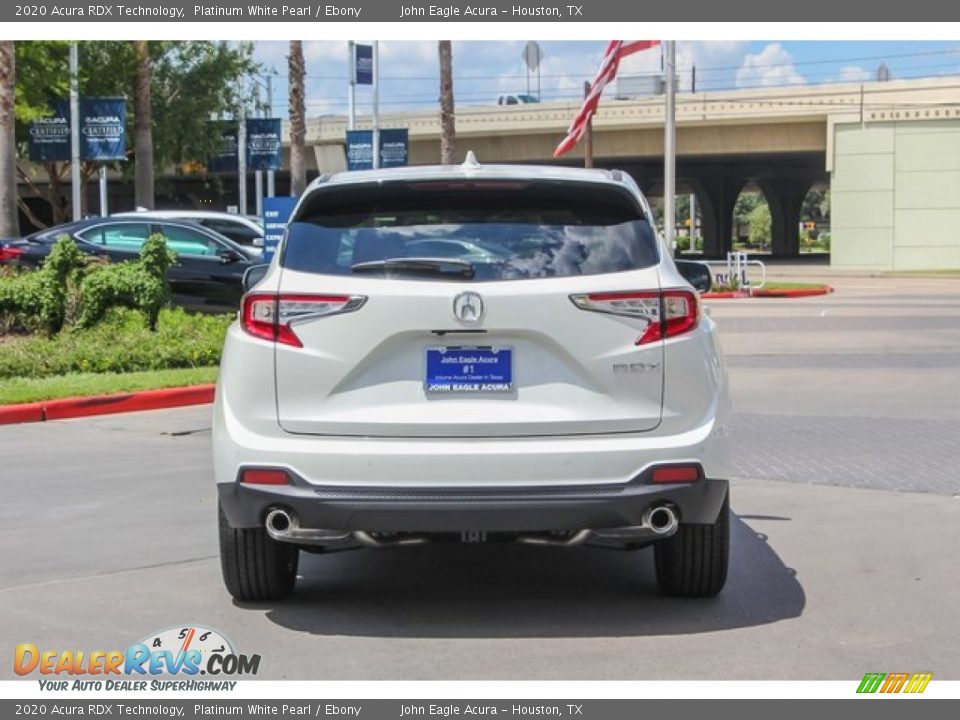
[{"x1": 2, "y1": 274, "x2": 959, "y2": 680}]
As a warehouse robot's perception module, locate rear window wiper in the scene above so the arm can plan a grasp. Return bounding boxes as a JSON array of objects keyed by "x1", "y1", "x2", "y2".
[{"x1": 350, "y1": 257, "x2": 476, "y2": 279}]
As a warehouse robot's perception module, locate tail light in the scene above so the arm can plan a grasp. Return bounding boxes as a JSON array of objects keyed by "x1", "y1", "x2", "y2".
[
  {"x1": 570, "y1": 289, "x2": 700, "y2": 345},
  {"x1": 241, "y1": 293, "x2": 366, "y2": 348},
  {"x1": 0, "y1": 246, "x2": 25, "y2": 263}
]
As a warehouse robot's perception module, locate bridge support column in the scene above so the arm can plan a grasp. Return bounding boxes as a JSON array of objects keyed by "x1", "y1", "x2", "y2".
[
  {"x1": 758, "y1": 178, "x2": 811, "y2": 257},
  {"x1": 693, "y1": 175, "x2": 744, "y2": 259}
]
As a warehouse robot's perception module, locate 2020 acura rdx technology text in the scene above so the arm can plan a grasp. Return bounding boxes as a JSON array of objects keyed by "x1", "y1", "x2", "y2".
[{"x1": 213, "y1": 157, "x2": 731, "y2": 601}]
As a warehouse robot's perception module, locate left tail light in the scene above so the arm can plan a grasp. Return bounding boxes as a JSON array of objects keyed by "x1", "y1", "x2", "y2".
[
  {"x1": 0, "y1": 246, "x2": 25, "y2": 263},
  {"x1": 570, "y1": 289, "x2": 700, "y2": 345},
  {"x1": 241, "y1": 293, "x2": 366, "y2": 348}
]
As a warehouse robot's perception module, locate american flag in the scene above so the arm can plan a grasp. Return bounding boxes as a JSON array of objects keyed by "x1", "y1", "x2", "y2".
[{"x1": 553, "y1": 40, "x2": 661, "y2": 158}]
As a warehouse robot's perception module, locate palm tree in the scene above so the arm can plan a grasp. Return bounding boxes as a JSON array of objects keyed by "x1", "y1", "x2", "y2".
[
  {"x1": 438, "y1": 41, "x2": 455, "y2": 165},
  {"x1": 132, "y1": 41, "x2": 154, "y2": 209},
  {"x1": 0, "y1": 41, "x2": 18, "y2": 236},
  {"x1": 288, "y1": 41, "x2": 306, "y2": 196}
]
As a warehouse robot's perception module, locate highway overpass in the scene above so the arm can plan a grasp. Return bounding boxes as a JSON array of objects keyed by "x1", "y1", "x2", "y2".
[{"x1": 302, "y1": 76, "x2": 960, "y2": 269}]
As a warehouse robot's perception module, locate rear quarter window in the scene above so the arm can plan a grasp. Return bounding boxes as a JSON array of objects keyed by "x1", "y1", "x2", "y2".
[{"x1": 281, "y1": 179, "x2": 658, "y2": 281}]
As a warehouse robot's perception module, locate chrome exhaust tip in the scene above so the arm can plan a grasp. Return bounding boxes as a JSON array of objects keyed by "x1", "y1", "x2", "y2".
[
  {"x1": 265, "y1": 508, "x2": 293, "y2": 539},
  {"x1": 643, "y1": 505, "x2": 679, "y2": 535}
]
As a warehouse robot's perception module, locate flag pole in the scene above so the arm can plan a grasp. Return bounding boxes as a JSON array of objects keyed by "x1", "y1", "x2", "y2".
[
  {"x1": 583, "y1": 81, "x2": 593, "y2": 169},
  {"x1": 663, "y1": 40, "x2": 676, "y2": 257}
]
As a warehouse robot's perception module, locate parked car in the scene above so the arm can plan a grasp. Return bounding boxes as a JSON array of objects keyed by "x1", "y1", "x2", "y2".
[
  {"x1": 214, "y1": 158, "x2": 731, "y2": 601},
  {"x1": 112, "y1": 210, "x2": 264, "y2": 251},
  {"x1": 1, "y1": 218, "x2": 259, "y2": 312},
  {"x1": 496, "y1": 93, "x2": 540, "y2": 105}
]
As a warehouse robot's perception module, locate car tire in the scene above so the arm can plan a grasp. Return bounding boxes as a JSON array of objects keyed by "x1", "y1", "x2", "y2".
[
  {"x1": 653, "y1": 490, "x2": 729, "y2": 598},
  {"x1": 219, "y1": 503, "x2": 299, "y2": 601}
]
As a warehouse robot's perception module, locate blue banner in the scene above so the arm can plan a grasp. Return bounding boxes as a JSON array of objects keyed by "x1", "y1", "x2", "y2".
[
  {"x1": 207, "y1": 122, "x2": 238, "y2": 173},
  {"x1": 345, "y1": 129, "x2": 409, "y2": 171},
  {"x1": 246, "y1": 118, "x2": 283, "y2": 171},
  {"x1": 29, "y1": 100, "x2": 71, "y2": 163},
  {"x1": 345, "y1": 130, "x2": 375, "y2": 170},
  {"x1": 354, "y1": 44, "x2": 373, "y2": 85},
  {"x1": 29, "y1": 97, "x2": 127, "y2": 163},
  {"x1": 261, "y1": 196, "x2": 299, "y2": 263},
  {"x1": 379, "y1": 128, "x2": 409, "y2": 168},
  {"x1": 80, "y1": 97, "x2": 126, "y2": 161}
]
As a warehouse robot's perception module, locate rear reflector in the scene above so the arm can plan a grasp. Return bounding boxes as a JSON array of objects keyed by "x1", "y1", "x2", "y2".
[
  {"x1": 241, "y1": 469, "x2": 290, "y2": 486},
  {"x1": 570, "y1": 288, "x2": 700, "y2": 346},
  {"x1": 241, "y1": 293, "x2": 366, "y2": 347},
  {"x1": 651, "y1": 465, "x2": 701, "y2": 484}
]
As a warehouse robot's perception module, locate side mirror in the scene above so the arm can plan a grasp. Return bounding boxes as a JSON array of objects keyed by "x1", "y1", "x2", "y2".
[
  {"x1": 242, "y1": 264, "x2": 269, "y2": 293},
  {"x1": 218, "y1": 248, "x2": 244, "y2": 264},
  {"x1": 675, "y1": 259, "x2": 712, "y2": 294}
]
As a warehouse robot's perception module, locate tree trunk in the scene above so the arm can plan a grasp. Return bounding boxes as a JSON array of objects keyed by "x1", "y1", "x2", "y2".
[
  {"x1": 438, "y1": 41, "x2": 456, "y2": 165},
  {"x1": 0, "y1": 41, "x2": 18, "y2": 237},
  {"x1": 288, "y1": 40, "x2": 306, "y2": 197},
  {"x1": 133, "y1": 41, "x2": 154, "y2": 209}
]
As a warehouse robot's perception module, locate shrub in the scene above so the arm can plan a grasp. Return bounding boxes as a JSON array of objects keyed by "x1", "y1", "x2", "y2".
[{"x1": 0, "y1": 307, "x2": 231, "y2": 380}]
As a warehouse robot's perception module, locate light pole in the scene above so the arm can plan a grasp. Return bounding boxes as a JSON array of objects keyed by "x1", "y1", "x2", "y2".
[
  {"x1": 69, "y1": 43, "x2": 81, "y2": 221},
  {"x1": 663, "y1": 40, "x2": 677, "y2": 256},
  {"x1": 372, "y1": 41, "x2": 380, "y2": 170},
  {"x1": 249, "y1": 70, "x2": 278, "y2": 214}
]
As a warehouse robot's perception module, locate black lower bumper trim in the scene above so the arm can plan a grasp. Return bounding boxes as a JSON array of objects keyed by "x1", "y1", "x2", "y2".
[{"x1": 218, "y1": 470, "x2": 729, "y2": 533}]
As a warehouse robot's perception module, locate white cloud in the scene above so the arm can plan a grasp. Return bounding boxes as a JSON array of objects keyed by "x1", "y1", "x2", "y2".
[
  {"x1": 735, "y1": 43, "x2": 806, "y2": 88},
  {"x1": 837, "y1": 64, "x2": 871, "y2": 82}
]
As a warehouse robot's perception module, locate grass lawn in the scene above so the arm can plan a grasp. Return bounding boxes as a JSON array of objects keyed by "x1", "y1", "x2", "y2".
[
  {"x1": 887, "y1": 269, "x2": 960, "y2": 277},
  {"x1": 0, "y1": 366, "x2": 218, "y2": 405},
  {"x1": 759, "y1": 281, "x2": 831, "y2": 290}
]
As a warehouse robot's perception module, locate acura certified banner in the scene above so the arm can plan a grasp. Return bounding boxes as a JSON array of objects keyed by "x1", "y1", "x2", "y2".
[{"x1": 28, "y1": 97, "x2": 126, "y2": 162}]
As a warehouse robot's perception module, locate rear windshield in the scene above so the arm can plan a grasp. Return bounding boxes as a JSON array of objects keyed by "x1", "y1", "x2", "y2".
[{"x1": 281, "y1": 180, "x2": 659, "y2": 281}]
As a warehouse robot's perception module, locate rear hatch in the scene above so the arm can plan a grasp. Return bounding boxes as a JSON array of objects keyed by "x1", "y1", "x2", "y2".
[{"x1": 272, "y1": 176, "x2": 663, "y2": 438}]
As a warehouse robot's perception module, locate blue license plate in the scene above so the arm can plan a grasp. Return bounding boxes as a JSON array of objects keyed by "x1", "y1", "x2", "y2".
[{"x1": 425, "y1": 346, "x2": 513, "y2": 394}]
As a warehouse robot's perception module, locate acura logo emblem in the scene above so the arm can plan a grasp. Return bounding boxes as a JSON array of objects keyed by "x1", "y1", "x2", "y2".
[{"x1": 453, "y1": 292, "x2": 484, "y2": 323}]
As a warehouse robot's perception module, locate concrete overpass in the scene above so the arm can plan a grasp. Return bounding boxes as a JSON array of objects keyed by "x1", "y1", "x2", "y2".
[{"x1": 301, "y1": 76, "x2": 960, "y2": 267}]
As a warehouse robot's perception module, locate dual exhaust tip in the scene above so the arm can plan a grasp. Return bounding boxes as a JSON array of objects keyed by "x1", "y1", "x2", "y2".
[{"x1": 265, "y1": 504, "x2": 680, "y2": 547}]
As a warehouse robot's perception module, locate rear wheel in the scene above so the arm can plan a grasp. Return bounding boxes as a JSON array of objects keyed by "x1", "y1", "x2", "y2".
[
  {"x1": 219, "y1": 503, "x2": 299, "y2": 601},
  {"x1": 654, "y1": 490, "x2": 729, "y2": 597}
]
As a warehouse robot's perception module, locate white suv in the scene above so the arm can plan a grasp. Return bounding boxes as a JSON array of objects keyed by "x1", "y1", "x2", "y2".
[{"x1": 214, "y1": 159, "x2": 731, "y2": 601}]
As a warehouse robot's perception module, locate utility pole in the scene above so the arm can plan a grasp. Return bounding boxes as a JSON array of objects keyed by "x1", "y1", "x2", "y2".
[
  {"x1": 69, "y1": 43, "x2": 81, "y2": 221},
  {"x1": 663, "y1": 40, "x2": 677, "y2": 256}
]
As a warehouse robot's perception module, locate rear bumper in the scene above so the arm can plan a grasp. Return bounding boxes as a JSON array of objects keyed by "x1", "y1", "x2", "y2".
[{"x1": 218, "y1": 468, "x2": 729, "y2": 533}]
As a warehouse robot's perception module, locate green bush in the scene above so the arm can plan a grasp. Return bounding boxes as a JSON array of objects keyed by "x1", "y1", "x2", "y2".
[{"x1": 0, "y1": 307, "x2": 231, "y2": 380}]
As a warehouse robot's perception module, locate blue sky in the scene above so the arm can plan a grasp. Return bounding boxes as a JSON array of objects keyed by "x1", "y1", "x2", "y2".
[{"x1": 249, "y1": 40, "x2": 960, "y2": 117}]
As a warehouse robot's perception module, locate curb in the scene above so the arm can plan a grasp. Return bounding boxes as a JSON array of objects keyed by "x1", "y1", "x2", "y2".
[
  {"x1": 0, "y1": 384, "x2": 216, "y2": 426},
  {"x1": 703, "y1": 285, "x2": 834, "y2": 300}
]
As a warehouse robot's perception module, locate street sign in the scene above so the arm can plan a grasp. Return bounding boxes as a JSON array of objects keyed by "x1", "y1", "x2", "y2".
[
  {"x1": 523, "y1": 41, "x2": 542, "y2": 71},
  {"x1": 354, "y1": 44, "x2": 373, "y2": 85},
  {"x1": 261, "y1": 195, "x2": 298, "y2": 263}
]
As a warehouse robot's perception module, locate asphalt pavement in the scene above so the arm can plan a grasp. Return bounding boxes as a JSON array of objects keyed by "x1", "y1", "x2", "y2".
[{"x1": 1, "y1": 274, "x2": 958, "y2": 680}]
